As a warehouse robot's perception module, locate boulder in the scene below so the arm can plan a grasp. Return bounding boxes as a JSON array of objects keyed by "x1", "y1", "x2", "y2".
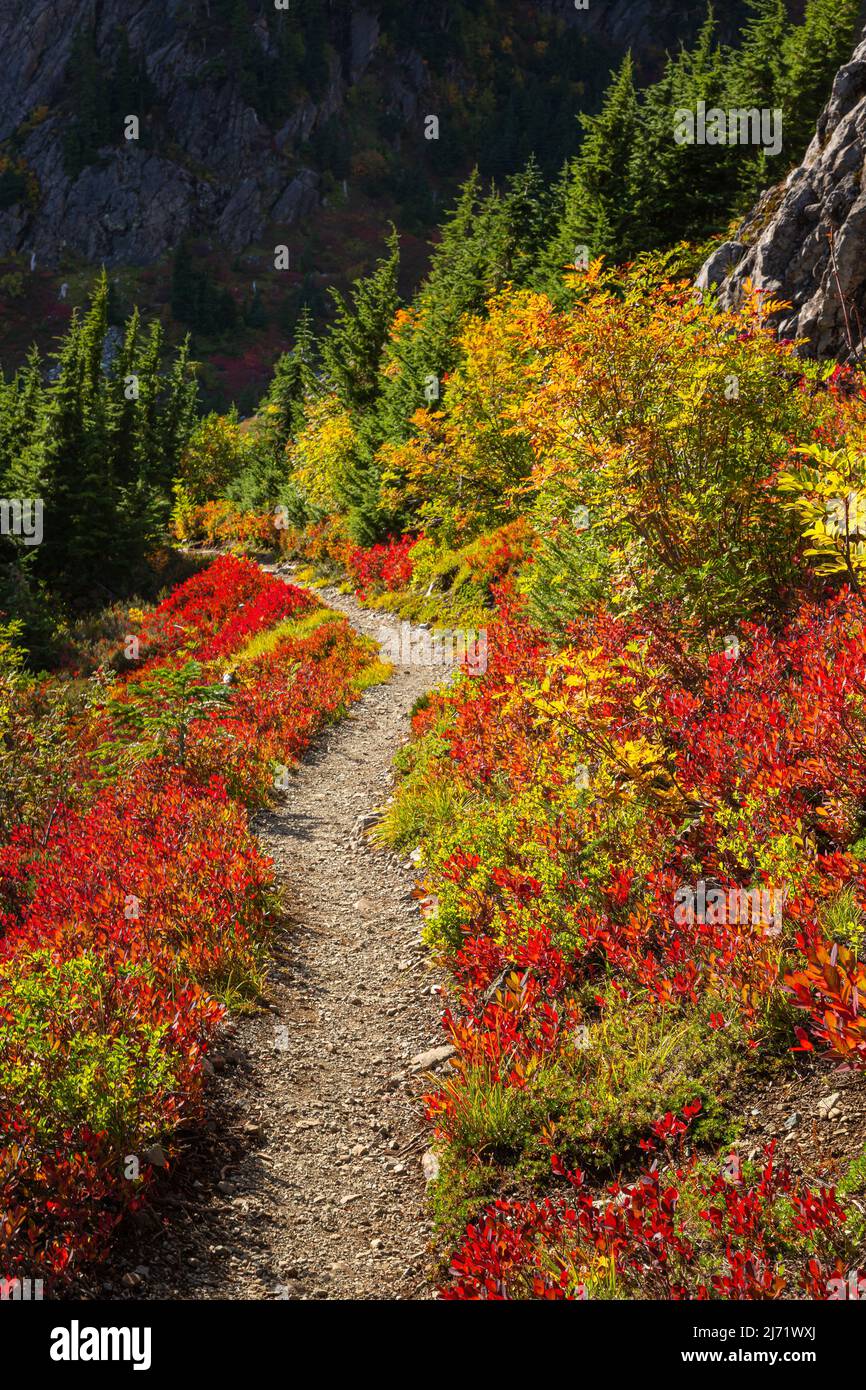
[{"x1": 695, "y1": 240, "x2": 745, "y2": 293}]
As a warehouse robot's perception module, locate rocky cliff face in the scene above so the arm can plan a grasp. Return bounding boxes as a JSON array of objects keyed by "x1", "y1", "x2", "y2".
[
  {"x1": 0, "y1": 0, "x2": 393, "y2": 267},
  {"x1": 0, "y1": 0, "x2": 746, "y2": 272},
  {"x1": 699, "y1": 24, "x2": 866, "y2": 358}
]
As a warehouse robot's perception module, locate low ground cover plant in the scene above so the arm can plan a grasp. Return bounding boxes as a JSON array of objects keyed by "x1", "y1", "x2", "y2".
[
  {"x1": 364, "y1": 271, "x2": 866, "y2": 1298},
  {"x1": 0, "y1": 555, "x2": 386, "y2": 1285}
]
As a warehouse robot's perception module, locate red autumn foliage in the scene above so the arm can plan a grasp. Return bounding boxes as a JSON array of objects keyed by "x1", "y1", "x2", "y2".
[
  {"x1": 399, "y1": 587, "x2": 866, "y2": 1298},
  {"x1": 446, "y1": 1113, "x2": 849, "y2": 1301},
  {"x1": 136, "y1": 553, "x2": 311, "y2": 663},
  {"x1": 346, "y1": 533, "x2": 419, "y2": 599},
  {"x1": 0, "y1": 556, "x2": 379, "y2": 1286}
]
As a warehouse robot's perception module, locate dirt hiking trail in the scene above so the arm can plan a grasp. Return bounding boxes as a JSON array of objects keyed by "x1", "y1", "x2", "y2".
[{"x1": 117, "y1": 575, "x2": 452, "y2": 1302}]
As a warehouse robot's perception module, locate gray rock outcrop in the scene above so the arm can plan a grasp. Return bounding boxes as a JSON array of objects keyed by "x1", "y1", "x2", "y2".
[{"x1": 700, "y1": 27, "x2": 866, "y2": 358}]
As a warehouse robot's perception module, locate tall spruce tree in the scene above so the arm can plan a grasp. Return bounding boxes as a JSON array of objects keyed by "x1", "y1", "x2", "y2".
[
  {"x1": 727, "y1": 0, "x2": 789, "y2": 204},
  {"x1": 34, "y1": 273, "x2": 121, "y2": 589},
  {"x1": 631, "y1": 14, "x2": 739, "y2": 251},
  {"x1": 485, "y1": 157, "x2": 556, "y2": 291},
  {"x1": 372, "y1": 159, "x2": 562, "y2": 455},
  {"x1": 103, "y1": 306, "x2": 141, "y2": 490},
  {"x1": 731, "y1": 0, "x2": 787, "y2": 109},
  {"x1": 538, "y1": 54, "x2": 642, "y2": 275},
  {"x1": 261, "y1": 305, "x2": 319, "y2": 452},
  {"x1": 321, "y1": 228, "x2": 401, "y2": 415},
  {"x1": 779, "y1": 0, "x2": 860, "y2": 155},
  {"x1": 0, "y1": 347, "x2": 43, "y2": 489},
  {"x1": 316, "y1": 230, "x2": 402, "y2": 541},
  {"x1": 229, "y1": 308, "x2": 321, "y2": 513},
  {"x1": 156, "y1": 336, "x2": 197, "y2": 504}
]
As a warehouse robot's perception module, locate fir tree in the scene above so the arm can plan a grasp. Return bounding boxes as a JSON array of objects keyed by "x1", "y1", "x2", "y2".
[
  {"x1": 35, "y1": 274, "x2": 120, "y2": 588},
  {"x1": 103, "y1": 306, "x2": 141, "y2": 489},
  {"x1": 321, "y1": 228, "x2": 401, "y2": 414},
  {"x1": 2, "y1": 274, "x2": 198, "y2": 604},
  {"x1": 779, "y1": 0, "x2": 860, "y2": 155},
  {"x1": 377, "y1": 172, "x2": 492, "y2": 441},
  {"x1": 261, "y1": 305, "x2": 319, "y2": 452},
  {"x1": 539, "y1": 54, "x2": 642, "y2": 274},
  {"x1": 533, "y1": 158, "x2": 580, "y2": 298},
  {"x1": 727, "y1": 0, "x2": 789, "y2": 204},
  {"x1": 0, "y1": 347, "x2": 43, "y2": 488},
  {"x1": 731, "y1": 0, "x2": 787, "y2": 110},
  {"x1": 485, "y1": 157, "x2": 555, "y2": 291},
  {"x1": 631, "y1": 14, "x2": 738, "y2": 251},
  {"x1": 132, "y1": 320, "x2": 165, "y2": 470},
  {"x1": 316, "y1": 231, "x2": 401, "y2": 540},
  {"x1": 156, "y1": 336, "x2": 198, "y2": 502}
]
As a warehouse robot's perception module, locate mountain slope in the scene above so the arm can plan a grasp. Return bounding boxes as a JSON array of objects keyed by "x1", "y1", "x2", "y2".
[{"x1": 0, "y1": 0, "x2": 751, "y2": 270}]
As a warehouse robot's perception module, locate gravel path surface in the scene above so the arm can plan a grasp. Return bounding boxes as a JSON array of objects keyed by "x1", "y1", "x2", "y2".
[{"x1": 113, "y1": 575, "x2": 452, "y2": 1302}]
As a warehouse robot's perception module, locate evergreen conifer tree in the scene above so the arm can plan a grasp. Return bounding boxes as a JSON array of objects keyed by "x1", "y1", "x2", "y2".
[
  {"x1": 262, "y1": 305, "x2": 319, "y2": 451},
  {"x1": 538, "y1": 54, "x2": 642, "y2": 272},
  {"x1": 321, "y1": 228, "x2": 401, "y2": 415},
  {"x1": 779, "y1": 0, "x2": 860, "y2": 155}
]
